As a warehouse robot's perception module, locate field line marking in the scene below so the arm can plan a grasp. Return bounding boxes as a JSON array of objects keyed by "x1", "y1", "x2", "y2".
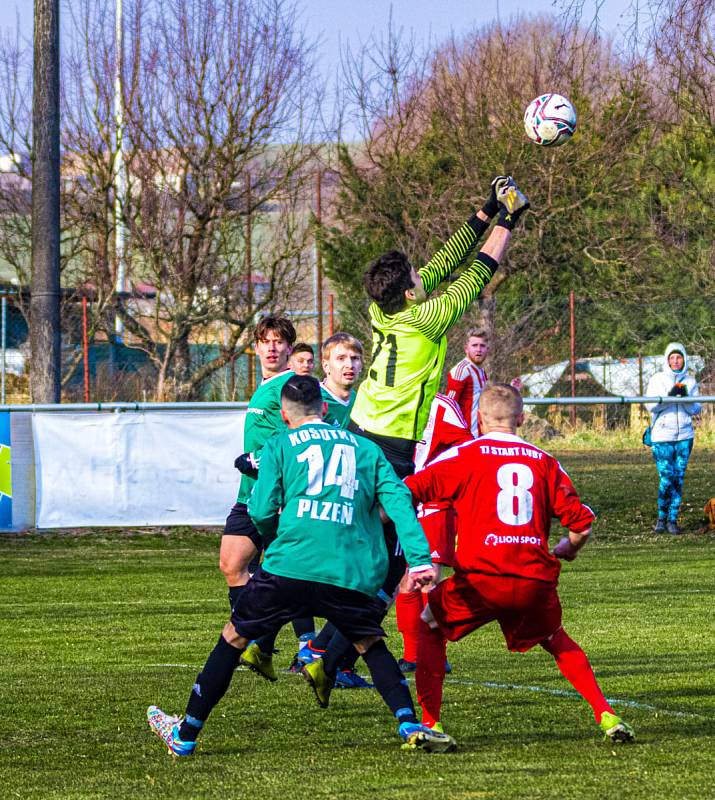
[
  {"x1": 140, "y1": 664, "x2": 706, "y2": 720},
  {"x1": 450, "y1": 678, "x2": 706, "y2": 719}
]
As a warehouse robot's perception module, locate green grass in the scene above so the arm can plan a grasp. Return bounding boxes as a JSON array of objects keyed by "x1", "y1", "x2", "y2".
[{"x1": 1, "y1": 448, "x2": 714, "y2": 799}]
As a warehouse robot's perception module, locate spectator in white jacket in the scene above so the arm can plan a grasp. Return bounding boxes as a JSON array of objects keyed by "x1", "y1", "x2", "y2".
[{"x1": 645, "y1": 342, "x2": 701, "y2": 534}]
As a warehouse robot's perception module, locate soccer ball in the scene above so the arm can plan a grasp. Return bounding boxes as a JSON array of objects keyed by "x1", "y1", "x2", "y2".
[{"x1": 523, "y1": 93, "x2": 577, "y2": 147}]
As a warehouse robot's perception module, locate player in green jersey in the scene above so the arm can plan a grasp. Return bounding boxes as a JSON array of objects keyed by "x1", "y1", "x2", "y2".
[
  {"x1": 349, "y1": 176, "x2": 530, "y2": 474},
  {"x1": 246, "y1": 332, "x2": 366, "y2": 670},
  {"x1": 222, "y1": 315, "x2": 295, "y2": 613},
  {"x1": 147, "y1": 376, "x2": 456, "y2": 755},
  {"x1": 321, "y1": 332, "x2": 364, "y2": 428}
]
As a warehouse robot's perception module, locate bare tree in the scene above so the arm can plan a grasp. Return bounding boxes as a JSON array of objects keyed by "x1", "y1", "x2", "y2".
[
  {"x1": 0, "y1": 0, "x2": 323, "y2": 400},
  {"x1": 119, "y1": 0, "x2": 322, "y2": 399}
]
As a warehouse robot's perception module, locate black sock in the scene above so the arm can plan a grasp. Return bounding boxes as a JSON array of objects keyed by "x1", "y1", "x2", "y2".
[
  {"x1": 292, "y1": 617, "x2": 315, "y2": 639},
  {"x1": 312, "y1": 621, "x2": 336, "y2": 650},
  {"x1": 179, "y1": 635, "x2": 243, "y2": 740},
  {"x1": 228, "y1": 584, "x2": 244, "y2": 612},
  {"x1": 254, "y1": 629, "x2": 278, "y2": 655},
  {"x1": 322, "y1": 630, "x2": 353, "y2": 678},
  {"x1": 362, "y1": 640, "x2": 418, "y2": 724},
  {"x1": 337, "y1": 640, "x2": 360, "y2": 671}
]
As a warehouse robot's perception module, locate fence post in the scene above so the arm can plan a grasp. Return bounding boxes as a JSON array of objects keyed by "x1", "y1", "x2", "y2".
[
  {"x1": 569, "y1": 290, "x2": 576, "y2": 426},
  {"x1": 315, "y1": 170, "x2": 323, "y2": 347},
  {"x1": 638, "y1": 352, "x2": 644, "y2": 425},
  {"x1": 1, "y1": 295, "x2": 6, "y2": 404},
  {"x1": 82, "y1": 296, "x2": 90, "y2": 402}
]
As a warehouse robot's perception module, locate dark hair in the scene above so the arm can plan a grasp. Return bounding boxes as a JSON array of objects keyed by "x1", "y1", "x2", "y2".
[
  {"x1": 254, "y1": 315, "x2": 297, "y2": 345},
  {"x1": 363, "y1": 251, "x2": 415, "y2": 315},
  {"x1": 291, "y1": 342, "x2": 314, "y2": 357},
  {"x1": 281, "y1": 374, "x2": 323, "y2": 415}
]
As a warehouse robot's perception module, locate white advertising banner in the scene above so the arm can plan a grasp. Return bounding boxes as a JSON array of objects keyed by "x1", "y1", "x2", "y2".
[{"x1": 33, "y1": 410, "x2": 245, "y2": 528}]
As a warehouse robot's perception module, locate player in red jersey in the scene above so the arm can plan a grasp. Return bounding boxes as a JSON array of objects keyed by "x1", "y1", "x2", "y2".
[
  {"x1": 446, "y1": 327, "x2": 490, "y2": 437},
  {"x1": 447, "y1": 328, "x2": 523, "y2": 437},
  {"x1": 395, "y1": 394, "x2": 472, "y2": 672},
  {"x1": 404, "y1": 383, "x2": 635, "y2": 744}
]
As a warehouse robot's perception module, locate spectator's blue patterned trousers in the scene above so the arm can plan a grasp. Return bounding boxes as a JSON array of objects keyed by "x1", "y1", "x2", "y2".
[{"x1": 652, "y1": 439, "x2": 694, "y2": 521}]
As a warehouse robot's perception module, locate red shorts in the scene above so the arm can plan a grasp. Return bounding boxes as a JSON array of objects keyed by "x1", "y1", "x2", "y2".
[
  {"x1": 418, "y1": 505, "x2": 455, "y2": 566},
  {"x1": 427, "y1": 570, "x2": 562, "y2": 652}
]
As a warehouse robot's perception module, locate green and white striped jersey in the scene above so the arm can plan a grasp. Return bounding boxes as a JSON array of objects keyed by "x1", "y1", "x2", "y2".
[{"x1": 351, "y1": 215, "x2": 496, "y2": 441}]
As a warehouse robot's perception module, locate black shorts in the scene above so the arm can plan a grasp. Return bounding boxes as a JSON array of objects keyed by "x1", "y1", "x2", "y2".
[
  {"x1": 223, "y1": 502, "x2": 263, "y2": 550},
  {"x1": 347, "y1": 420, "x2": 416, "y2": 480},
  {"x1": 232, "y1": 568, "x2": 386, "y2": 643}
]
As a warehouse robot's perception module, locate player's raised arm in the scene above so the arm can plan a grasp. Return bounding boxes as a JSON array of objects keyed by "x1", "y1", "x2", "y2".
[
  {"x1": 247, "y1": 438, "x2": 284, "y2": 544},
  {"x1": 419, "y1": 176, "x2": 509, "y2": 293},
  {"x1": 411, "y1": 182, "x2": 530, "y2": 342}
]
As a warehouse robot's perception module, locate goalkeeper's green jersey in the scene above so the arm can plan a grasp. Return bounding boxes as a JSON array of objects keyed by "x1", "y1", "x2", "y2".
[
  {"x1": 350, "y1": 215, "x2": 496, "y2": 442},
  {"x1": 236, "y1": 369, "x2": 294, "y2": 504},
  {"x1": 248, "y1": 421, "x2": 431, "y2": 596},
  {"x1": 321, "y1": 384, "x2": 356, "y2": 429}
]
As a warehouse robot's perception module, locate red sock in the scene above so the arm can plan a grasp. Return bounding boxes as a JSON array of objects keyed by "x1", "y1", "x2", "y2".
[
  {"x1": 395, "y1": 591, "x2": 424, "y2": 662},
  {"x1": 415, "y1": 618, "x2": 446, "y2": 727},
  {"x1": 541, "y1": 628, "x2": 614, "y2": 722}
]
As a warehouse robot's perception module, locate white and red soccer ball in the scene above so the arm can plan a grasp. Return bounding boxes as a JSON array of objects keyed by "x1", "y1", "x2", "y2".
[{"x1": 524, "y1": 93, "x2": 577, "y2": 147}]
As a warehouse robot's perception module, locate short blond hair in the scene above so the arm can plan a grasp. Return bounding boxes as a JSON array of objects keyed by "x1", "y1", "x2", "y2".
[
  {"x1": 466, "y1": 326, "x2": 489, "y2": 342},
  {"x1": 478, "y1": 383, "x2": 523, "y2": 428},
  {"x1": 322, "y1": 332, "x2": 364, "y2": 360}
]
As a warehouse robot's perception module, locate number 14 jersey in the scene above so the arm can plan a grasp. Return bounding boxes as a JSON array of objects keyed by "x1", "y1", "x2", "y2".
[{"x1": 405, "y1": 431, "x2": 595, "y2": 585}]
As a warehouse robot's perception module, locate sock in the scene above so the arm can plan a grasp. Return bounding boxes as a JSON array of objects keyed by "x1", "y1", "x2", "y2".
[
  {"x1": 228, "y1": 584, "x2": 244, "y2": 612},
  {"x1": 362, "y1": 639, "x2": 418, "y2": 724},
  {"x1": 395, "y1": 590, "x2": 425, "y2": 663},
  {"x1": 541, "y1": 628, "x2": 614, "y2": 723},
  {"x1": 292, "y1": 617, "x2": 315, "y2": 640},
  {"x1": 337, "y1": 641, "x2": 360, "y2": 672},
  {"x1": 179, "y1": 635, "x2": 243, "y2": 740},
  {"x1": 322, "y1": 630, "x2": 353, "y2": 678},
  {"x1": 415, "y1": 618, "x2": 447, "y2": 727},
  {"x1": 254, "y1": 629, "x2": 278, "y2": 655},
  {"x1": 311, "y1": 621, "x2": 337, "y2": 650}
]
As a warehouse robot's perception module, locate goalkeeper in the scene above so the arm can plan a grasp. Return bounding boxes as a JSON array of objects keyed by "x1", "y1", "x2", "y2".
[
  {"x1": 348, "y1": 175, "x2": 530, "y2": 474},
  {"x1": 298, "y1": 178, "x2": 531, "y2": 697}
]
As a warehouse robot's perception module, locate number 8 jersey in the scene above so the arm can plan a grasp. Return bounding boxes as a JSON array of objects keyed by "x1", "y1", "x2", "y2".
[{"x1": 405, "y1": 432, "x2": 595, "y2": 585}]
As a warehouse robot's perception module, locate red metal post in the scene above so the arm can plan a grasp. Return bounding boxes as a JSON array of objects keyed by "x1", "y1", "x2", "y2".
[
  {"x1": 245, "y1": 172, "x2": 255, "y2": 396},
  {"x1": 569, "y1": 289, "x2": 576, "y2": 426},
  {"x1": 82, "y1": 295, "x2": 90, "y2": 402},
  {"x1": 315, "y1": 171, "x2": 323, "y2": 347}
]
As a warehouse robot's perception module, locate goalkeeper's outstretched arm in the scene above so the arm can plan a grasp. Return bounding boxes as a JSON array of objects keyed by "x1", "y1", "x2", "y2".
[{"x1": 418, "y1": 176, "x2": 510, "y2": 294}]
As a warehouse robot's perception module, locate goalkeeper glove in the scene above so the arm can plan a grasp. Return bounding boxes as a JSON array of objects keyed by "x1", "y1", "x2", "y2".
[
  {"x1": 234, "y1": 452, "x2": 260, "y2": 478},
  {"x1": 480, "y1": 175, "x2": 510, "y2": 218},
  {"x1": 495, "y1": 179, "x2": 530, "y2": 230}
]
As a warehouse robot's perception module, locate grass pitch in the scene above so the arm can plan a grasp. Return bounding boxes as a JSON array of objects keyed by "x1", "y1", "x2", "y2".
[{"x1": 1, "y1": 448, "x2": 714, "y2": 799}]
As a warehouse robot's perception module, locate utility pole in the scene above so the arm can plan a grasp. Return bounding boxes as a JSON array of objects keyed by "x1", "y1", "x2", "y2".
[
  {"x1": 114, "y1": 0, "x2": 126, "y2": 342},
  {"x1": 30, "y1": 0, "x2": 61, "y2": 403}
]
